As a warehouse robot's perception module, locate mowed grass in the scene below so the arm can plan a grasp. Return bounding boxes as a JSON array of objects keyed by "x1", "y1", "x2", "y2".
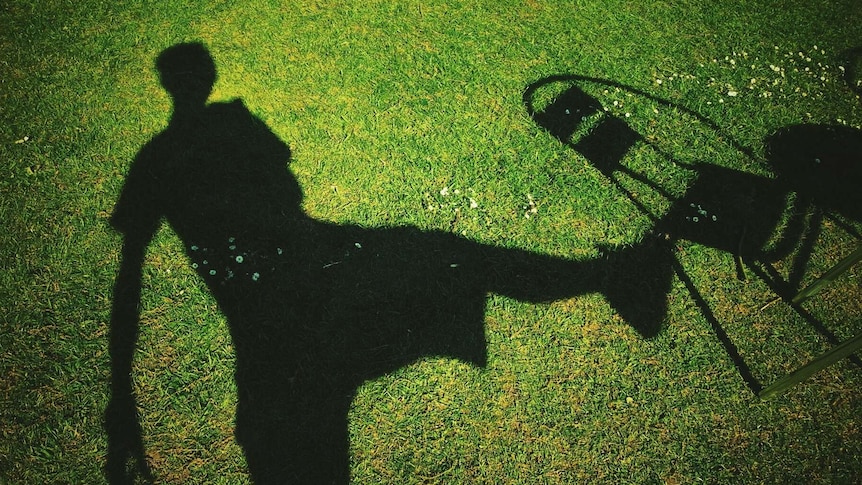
[{"x1": 2, "y1": 0, "x2": 862, "y2": 483}]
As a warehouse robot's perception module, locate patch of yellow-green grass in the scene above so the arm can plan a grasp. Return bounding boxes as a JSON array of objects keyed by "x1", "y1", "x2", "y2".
[{"x1": 2, "y1": 0, "x2": 862, "y2": 483}]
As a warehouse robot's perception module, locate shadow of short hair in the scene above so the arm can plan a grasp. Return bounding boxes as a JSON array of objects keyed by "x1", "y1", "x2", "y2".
[{"x1": 156, "y1": 42, "x2": 216, "y2": 104}]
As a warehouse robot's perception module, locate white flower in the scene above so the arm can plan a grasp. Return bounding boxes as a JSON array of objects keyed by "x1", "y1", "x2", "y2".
[
  {"x1": 190, "y1": 245, "x2": 199, "y2": 251},
  {"x1": 469, "y1": 198, "x2": 479, "y2": 209},
  {"x1": 354, "y1": 242, "x2": 362, "y2": 249},
  {"x1": 277, "y1": 248, "x2": 283, "y2": 255},
  {"x1": 192, "y1": 263, "x2": 199, "y2": 269},
  {"x1": 235, "y1": 255, "x2": 244, "y2": 263},
  {"x1": 209, "y1": 269, "x2": 217, "y2": 276},
  {"x1": 252, "y1": 272, "x2": 260, "y2": 281},
  {"x1": 440, "y1": 187, "x2": 449, "y2": 196}
]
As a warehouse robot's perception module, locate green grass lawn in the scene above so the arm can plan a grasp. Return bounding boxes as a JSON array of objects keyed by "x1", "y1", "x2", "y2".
[{"x1": 3, "y1": 0, "x2": 862, "y2": 483}]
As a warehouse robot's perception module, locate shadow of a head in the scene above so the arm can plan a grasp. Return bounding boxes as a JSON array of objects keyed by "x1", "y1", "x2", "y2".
[
  {"x1": 766, "y1": 124, "x2": 862, "y2": 223},
  {"x1": 156, "y1": 42, "x2": 216, "y2": 109}
]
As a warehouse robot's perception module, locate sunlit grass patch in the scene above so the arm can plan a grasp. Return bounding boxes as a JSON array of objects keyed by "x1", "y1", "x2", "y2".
[{"x1": 2, "y1": 0, "x2": 862, "y2": 483}]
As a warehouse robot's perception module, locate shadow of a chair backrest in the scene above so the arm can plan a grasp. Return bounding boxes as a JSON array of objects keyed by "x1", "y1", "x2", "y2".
[{"x1": 527, "y1": 84, "x2": 642, "y2": 177}]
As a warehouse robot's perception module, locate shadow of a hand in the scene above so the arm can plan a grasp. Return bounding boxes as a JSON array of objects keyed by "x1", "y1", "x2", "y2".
[{"x1": 105, "y1": 393, "x2": 154, "y2": 485}]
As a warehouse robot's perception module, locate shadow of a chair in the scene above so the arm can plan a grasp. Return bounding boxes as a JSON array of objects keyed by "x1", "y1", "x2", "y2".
[{"x1": 525, "y1": 75, "x2": 862, "y2": 397}]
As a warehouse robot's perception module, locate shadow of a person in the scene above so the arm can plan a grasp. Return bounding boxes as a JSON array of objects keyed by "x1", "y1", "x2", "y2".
[
  {"x1": 764, "y1": 122, "x2": 862, "y2": 289},
  {"x1": 761, "y1": 47, "x2": 862, "y2": 289},
  {"x1": 106, "y1": 43, "x2": 673, "y2": 484}
]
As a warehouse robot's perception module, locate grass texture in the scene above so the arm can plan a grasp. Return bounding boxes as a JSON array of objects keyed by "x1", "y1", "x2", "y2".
[{"x1": 2, "y1": 0, "x2": 862, "y2": 483}]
